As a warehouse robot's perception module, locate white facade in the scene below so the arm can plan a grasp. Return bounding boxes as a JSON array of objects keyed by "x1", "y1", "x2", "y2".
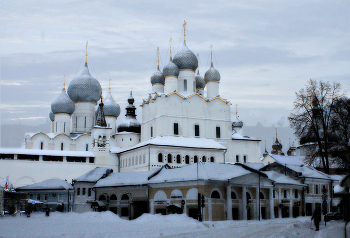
[{"x1": 0, "y1": 33, "x2": 262, "y2": 187}]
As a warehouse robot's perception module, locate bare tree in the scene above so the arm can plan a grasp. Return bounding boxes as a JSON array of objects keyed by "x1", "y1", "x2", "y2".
[{"x1": 288, "y1": 79, "x2": 343, "y2": 174}]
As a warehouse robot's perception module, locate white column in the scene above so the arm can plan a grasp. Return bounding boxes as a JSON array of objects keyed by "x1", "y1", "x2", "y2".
[
  {"x1": 208, "y1": 198, "x2": 212, "y2": 221},
  {"x1": 242, "y1": 186, "x2": 247, "y2": 220},
  {"x1": 269, "y1": 188, "x2": 274, "y2": 219},
  {"x1": 256, "y1": 186, "x2": 260, "y2": 220},
  {"x1": 227, "y1": 185, "x2": 232, "y2": 220},
  {"x1": 289, "y1": 188, "x2": 293, "y2": 218},
  {"x1": 278, "y1": 188, "x2": 282, "y2": 218},
  {"x1": 150, "y1": 200, "x2": 154, "y2": 214}
]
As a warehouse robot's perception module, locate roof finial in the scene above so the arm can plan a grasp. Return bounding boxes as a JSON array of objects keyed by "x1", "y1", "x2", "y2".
[
  {"x1": 235, "y1": 104, "x2": 238, "y2": 117},
  {"x1": 170, "y1": 38, "x2": 172, "y2": 58},
  {"x1": 131, "y1": 86, "x2": 133, "y2": 96},
  {"x1": 109, "y1": 79, "x2": 111, "y2": 93},
  {"x1": 85, "y1": 41, "x2": 88, "y2": 64},
  {"x1": 157, "y1": 47, "x2": 160, "y2": 70},
  {"x1": 183, "y1": 20, "x2": 187, "y2": 42},
  {"x1": 210, "y1": 44, "x2": 213, "y2": 66},
  {"x1": 63, "y1": 74, "x2": 66, "y2": 89}
]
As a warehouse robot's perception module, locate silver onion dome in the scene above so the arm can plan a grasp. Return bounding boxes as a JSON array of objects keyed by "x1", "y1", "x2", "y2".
[
  {"x1": 232, "y1": 117, "x2": 243, "y2": 128},
  {"x1": 67, "y1": 63, "x2": 102, "y2": 102},
  {"x1": 49, "y1": 111, "x2": 55, "y2": 122},
  {"x1": 150, "y1": 66, "x2": 165, "y2": 85},
  {"x1": 195, "y1": 70, "x2": 205, "y2": 89},
  {"x1": 204, "y1": 62, "x2": 220, "y2": 83},
  {"x1": 96, "y1": 92, "x2": 121, "y2": 118},
  {"x1": 51, "y1": 88, "x2": 75, "y2": 115},
  {"x1": 173, "y1": 42, "x2": 198, "y2": 71},
  {"x1": 163, "y1": 58, "x2": 179, "y2": 77}
]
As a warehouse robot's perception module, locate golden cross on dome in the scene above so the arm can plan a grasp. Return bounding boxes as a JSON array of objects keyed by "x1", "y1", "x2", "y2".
[
  {"x1": 85, "y1": 41, "x2": 88, "y2": 63},
  {"x1": 210, "y1": 44, "x2": 213, "y2": 63},
  {"x1": 169, "y1": 38, "x2": 172, "y2": 57},
  {"x1": 235, "y1": 104, "x2": 238, "y2": 117},
  {"x1": 157, "y1": 47, "x2": 160, "y2": 66},
  {"x1": 63, "y1": 74, "x2": 66, "y2": 89},
  {"x1": 109, "y1": 78, "x2": 111, "y2": 93},
  {"x1": 183, "y1": 20, "x2": 187, "y2": 41}
]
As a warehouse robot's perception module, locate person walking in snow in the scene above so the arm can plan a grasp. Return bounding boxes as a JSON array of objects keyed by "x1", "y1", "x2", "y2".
[{"x1": 311, "y1": 207, "x2": 321, "y2": 231}]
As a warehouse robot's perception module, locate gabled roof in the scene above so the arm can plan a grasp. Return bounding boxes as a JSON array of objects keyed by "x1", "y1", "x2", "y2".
[
  {"x1": 262, "y1": 154, "x2": 305, "y2": 166},
  {"x1": 73, "y1": 167, "x2": 113, "y2": 182},
  {"x1": 110, "y1": 136, "x2": 226, "y2": 154},
  {"x1": 16, "y1": 179, "x2": 73, "y2": 190}
]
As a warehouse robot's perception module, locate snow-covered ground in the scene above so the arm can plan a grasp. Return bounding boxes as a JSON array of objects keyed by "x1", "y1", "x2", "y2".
[{"x1": 0, "y1": 212, "x2": 348, "y2": 238}]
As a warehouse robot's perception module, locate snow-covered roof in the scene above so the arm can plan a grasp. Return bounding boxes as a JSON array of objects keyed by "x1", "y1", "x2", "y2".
[
  {"x1": 231, "y1": 133, "x2": 260, "y2": 141},
  {"x1": 16, "y1": 179, "x2": 73, "y2": 190},
  {"x1": 111, "y1": 136, "x2": 226, "y2": 154},
  {"x1": 262, "y1": 171, "x2": 304, "y2": 186},
  {"x1": 148, "y1": 163, "x2": 252, "y2": 183},
  {"x1": 94, "y1": 170, "x2": 154, "y2": 188},
  {"x1": 267, "y1": 154, "x2": 305, "y2": 166},
  {"x1": 329, "y1": 174, "x2": 346, "y2": 182},
  {"x1": 74, "y1": 167, "x2": 113, "y2": 182},
  {"x1": 0, "y1": 148, "x2": 94, "y2": 157},
  {"x1": 242, "y1": 163, "x2": 265, "y2": 171},
  {"x1": 286, "y1": 164, "x2": 331, "y2": 180}
]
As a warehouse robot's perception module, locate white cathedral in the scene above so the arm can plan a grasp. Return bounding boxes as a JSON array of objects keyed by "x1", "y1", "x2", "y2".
[{"x1": 0, "y1": 25, "x2": 261, "y2": 187}]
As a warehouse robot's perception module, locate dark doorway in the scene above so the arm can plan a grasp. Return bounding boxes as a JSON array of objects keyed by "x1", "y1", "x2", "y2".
[
  {"x1": 247, "y1": 207, "x2": 251, "y2": 220},
  {"x1": 188, "y1": 208, "x2": 198, "y2": 219},
  {"x1": 261, "y1": 207, "x2": 266, "y2": 219},
  {"x1": 232, "y1": 208, "x2": 239, "y2": 220},
  {"x1": 282, "y1": 206, "x2": 289, "y2": 218},
  {"x1": 133, "y1": 201, "x2": 149, "y2": 219},
  {"x1": 109, "y1": 207, "x2": 117, "y2": 214},
  {"x1": 306, "y1": 203, "x2": 312, "y2": 216},
  {"x1": 293, "y1": 206, "x2": 299, "y2": 218},
  {"x1": 274, "y1": 206, "x2": 278, "y2": 218}
]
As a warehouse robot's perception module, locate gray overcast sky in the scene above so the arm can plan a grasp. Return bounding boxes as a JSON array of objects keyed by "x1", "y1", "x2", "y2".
[{"x1": 1, "y1": 0, "x2": 350, "y2": 129}]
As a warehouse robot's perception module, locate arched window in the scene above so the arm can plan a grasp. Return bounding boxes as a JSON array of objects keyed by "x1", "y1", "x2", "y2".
[
  {"x1": 236, "y1": 155, "x2": 239, "y2": 163},
  {"x1": 231, "y1": 192, "x2": 237, "y2": 199},
  {"x1": 216, "y1": 126, "x2": 220, "y2": 138},
  {"x1": 135, "y1": 156, "x2": 138, "y2": 165},
  {"x1": 158, "y1": 153, "x2": 163, "y2": 163},
  {"x1": 185, "y1": 155, "x2": 190, "y2": 164},
  {"x1": 139, "y1": 155, "x2": 142, "y2": 164},
  {"x1": 211, "y1": 191, "x2": 221, "y2": 199},
  {"x1": 243, "y1": 155, "x2": 247, "y2": 163},
  {"x1": 40, "y1": 142, "x2": 44, "y2": 150},
  {"x1": 176, "y1": 154, "x2": 181, "y2": 164},
  {"x1": 168, "y1": 154, "x2": 172, "y2": 163},
  {"x1": 143, "y1": 154, "x2": 146, "y2": 164},
  {"x1": 99, "y1": 195, "x2": 106, "y2": 201},
  {"x1": 202, "y1": 156, "x2": 206, "y2": 162},
  {"x1": 132, "y1": 157, "x2": 134, "y2": 166},
  {"x1": 61, "y1": 143, "x2": 64, "y2": 151},
  {"x1": 151, "y1": 126, "x2": 153, "y2": 138},
  {"x1": 259, "y1": 192, "x2": 265, "y2": 199},
  {"x1": 121, "y1": 194, "x2": 129, "y2": 200},
  {"x1": 110, "y1": 194, "x2": 117, "y2": 200},
  {"x1": 194, "y1": 156, "x2": 198, "y2": 163},
  {"x1": 184, "y1": 79, "x2": 187, "y2": 91},
  {"x1": 210, "y1": 157, "x2": 214, "y2": 162}
]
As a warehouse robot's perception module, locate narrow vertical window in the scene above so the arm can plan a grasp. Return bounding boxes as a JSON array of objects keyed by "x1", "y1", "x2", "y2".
[
  {"x1": 56, "y1": 122, "x2": 57, "y2": 132},
  {"x1": 176, "y1": 154, "x2": 181, "y2": 164},
  {"x1": 64, "y1": 122, "x2": 66, "y2": 133},
  {"x1": 216, "y1": 126, "x2": 220, "y2": 138},
  {"x1": 174, "y1": 123, "x2": 179, "y2": 135},
  {"x1": 40, "y1": 142, "x2": 44, "y2": 150},
  {"x1": 158, "y1": 153, "x2": 163, "y2": 163},
  {"x1": 184, "y1": 79, "x2": 187, "y2": 91},
  {"x1": 195, "y1": 125, "x2": 199, "y2": 137},
  {"x1": 61, "y1": 143, "x2": 64, "y2": 151},
  {"x1": 185, "y1": 155, "x2": 190, "y2": 164},
  {"x1": 84, "y1": 117, "x2": 86, "y2": 128},
  {"x1": 151, "y1": 126, "x2": 153, "y2": 138},
  {"x1": 210, "y1": 157, "x2": 214, "y2": 162},
  {"x1": 88, "y1": 188, "x2": 92, "y2": 197},
  {"x1": 86, "y1": 144, "x2": 88, "y2": 151},
  {"x1": 243, "y1": 155, "x2": 247, "y2": 163},
  {"x1": 194, "y1": 156, "x2": 198, "y2": 163},
  {"x1": 168, "y1": 154, "x2": 172, "y2": 163},
  {"x1": 236, "y1": 155, "x2": 239, "y2": 163},
  {"x1": 315, "y1": 185, "x2": 319, "y2": 194},
  {"x1": 202, "y1": 156, "x2": 206, "y2": 162},
  {"x1": 82, "y1": 188, "x2": 86, "y2": 195}
]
